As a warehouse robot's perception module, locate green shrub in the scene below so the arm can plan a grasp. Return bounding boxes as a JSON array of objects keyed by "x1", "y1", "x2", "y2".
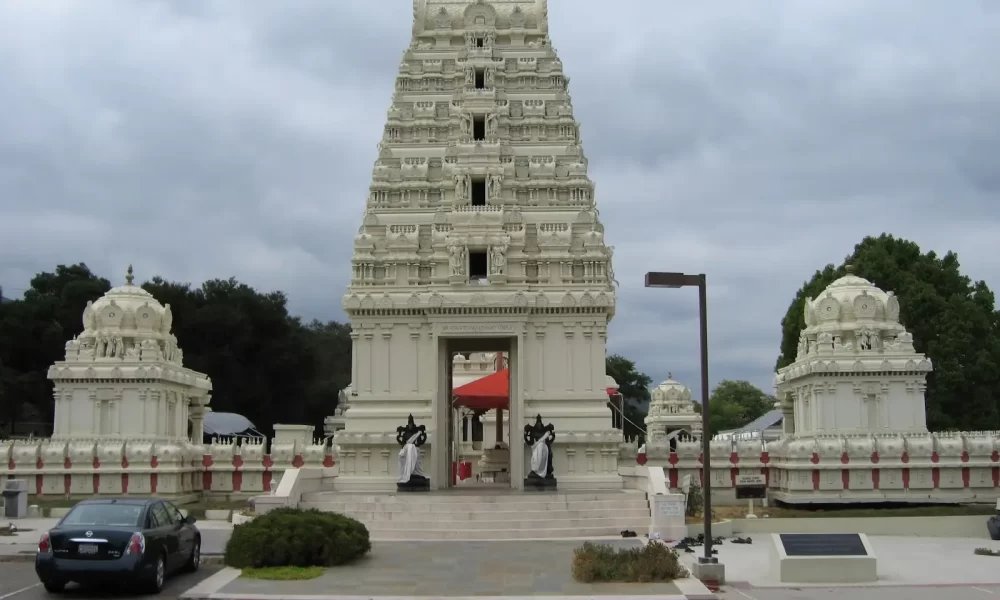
[
  {"x1": 685, "y1": 484, "x2": 703, "y2": 517},
  {"x1": 224, "y1": 508, "x2": 371, "y2": 569},
  {"x1": 571, "y1": 541, "x2": 685, "y2": 583}
]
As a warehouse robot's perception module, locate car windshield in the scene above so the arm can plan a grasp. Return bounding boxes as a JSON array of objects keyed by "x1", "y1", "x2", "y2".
[{"x1": 61, "y1": 503, "x2": 143, "y2": 527}]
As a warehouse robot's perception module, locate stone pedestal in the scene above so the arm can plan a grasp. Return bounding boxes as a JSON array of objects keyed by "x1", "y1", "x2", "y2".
[
  {"x1": 690, "y1": 560, "x2": 726, "y2": 586},
  {"x1": 649, "y1": 493, "x2": 687, "y2": 541}
]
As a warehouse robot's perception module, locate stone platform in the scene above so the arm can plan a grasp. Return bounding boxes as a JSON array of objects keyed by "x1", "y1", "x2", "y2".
[
  {"x1": 298, "y1": 489, "x2": 652, "y2": 540},
  {"x1": 181, "y1": 540, "x2": 714, "y2": 599},
  {"x1": 683, "y1": 535, "x2": 1000, "y2": 598}
]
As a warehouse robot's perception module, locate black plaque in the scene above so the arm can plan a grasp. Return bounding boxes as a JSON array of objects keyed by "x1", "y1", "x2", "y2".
[
  {"x1": 735, "y1": 485, "x2": 766, "y2": 500},
  {"x1": 779, "y1": 533, "x2": 868, "y2": 557}
]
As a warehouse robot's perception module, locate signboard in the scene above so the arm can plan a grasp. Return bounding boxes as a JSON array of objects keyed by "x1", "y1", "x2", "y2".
[
  {"x1": 735, "y1": 473, "x2": 767, "y2": 500},
  {"x1": 657, "y1": 500, "x2": 684, "y2": 518},
  {"x1": 735, "y1": 474, "x2": 766, "y2": 486},
  {"x1": 779, "y1": 533, "x2": 869, "y2": 557}
]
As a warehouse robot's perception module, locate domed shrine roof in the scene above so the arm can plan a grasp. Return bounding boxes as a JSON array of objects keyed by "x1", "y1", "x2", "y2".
[
  {"x1": 82, "y1": 267, "x2": 174, "y2": 338},
  {"x1": 59, "y1": 266, "x2": 199, "y2": 371},
  {"x1": 802, "y1": 266, "x2": 903, "y2": 334},
  {"x1": 650, "y1": 375, "x2": 692, "y2": 404}
]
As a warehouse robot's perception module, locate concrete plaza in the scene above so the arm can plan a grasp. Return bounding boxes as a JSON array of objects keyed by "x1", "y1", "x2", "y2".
[{"x1": 684, "y1": 535, "x2": 1000, "y2": 600}]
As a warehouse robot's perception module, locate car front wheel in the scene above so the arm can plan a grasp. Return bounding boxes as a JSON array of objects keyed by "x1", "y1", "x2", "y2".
[{"x1": 184, "y1": 539, "x2": 201, "y2": 573}]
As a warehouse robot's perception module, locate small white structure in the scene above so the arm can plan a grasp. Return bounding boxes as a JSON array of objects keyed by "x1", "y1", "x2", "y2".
[
  {"x1": 645, "y1": 375, "x2": 701, "y2": 443},
  {"x1": 48, "y1": 266, "x2": 213, "y2": 442},
  {"x1": 769, "y1": 533, "x2": 877, "y2": 584},
  {"x1": 774, "y1": 267, "x2": 932, "y2": 436}
]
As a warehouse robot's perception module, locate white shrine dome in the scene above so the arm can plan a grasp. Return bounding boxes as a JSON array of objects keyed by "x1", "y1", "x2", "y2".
[
  {"x1": 650, "y1": 375, "x2": 692, "y2": 404},
  {"x1": 81, "y1": 266, "x2": 174, "y2": 338},
  {"x1": 803, "y1": 266, "x2": 903, "y2": 332}
]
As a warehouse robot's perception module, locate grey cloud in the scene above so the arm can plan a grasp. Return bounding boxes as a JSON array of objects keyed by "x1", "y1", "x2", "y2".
[{"x1": 1, "y1": 0, "x2": 998, "y2": 398}]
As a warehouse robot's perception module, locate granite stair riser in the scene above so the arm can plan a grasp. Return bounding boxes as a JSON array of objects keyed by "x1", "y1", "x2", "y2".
[
  {"x1": 367, "y1": 526, "x2": 648, "y2": 540},
  {"x1": 300, "y1": 492, "x2": 638, "y2": 503},
  {"x1": 297, "y1": 508, "x2": 651, "y2": 522},
  {"x1": 301, "y1": 492, "x2": 651, "y2": 540},
  {"x1": 300, "y1": 500, "x2": 647, "y2": 513},
  {"x1": 358, "y1": 517, "x2": 650, "y2": 531}
]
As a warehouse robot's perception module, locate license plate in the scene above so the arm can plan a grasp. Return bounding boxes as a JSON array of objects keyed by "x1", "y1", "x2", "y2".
[{"x1": 77, "y1": 544, "x2": 98, "y2": 555}]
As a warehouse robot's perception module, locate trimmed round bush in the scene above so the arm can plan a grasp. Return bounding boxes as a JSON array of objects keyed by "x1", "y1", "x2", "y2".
[{"x1": 224, "y1": 508, "x2": 371, "y2": 569}]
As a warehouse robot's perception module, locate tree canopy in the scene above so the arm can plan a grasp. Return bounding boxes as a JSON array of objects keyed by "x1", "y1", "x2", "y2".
[
  {"x1": 704, "y1": 379, "x2": 775, "y2": 436},
  {"x1": 776, "y1": 234, "x2": 1000, "y2": 431},
  {"x1": 0, "y1": 264, "x2": 351, "y2": 438},
  {"x1": 2, "y1": 264, "x2": 652, "y2": 443},
  {"x1": 605, "y1": 353, "x2": 653, "y2": 443}
]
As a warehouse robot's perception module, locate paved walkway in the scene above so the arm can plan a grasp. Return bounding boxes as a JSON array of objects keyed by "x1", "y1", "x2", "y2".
[
  {"x1": 683, "y1": 535, "x2": 1000, "y2": 599},
  {"x1": 184, "y1": 540, "x2": 713, "y2": 599}
]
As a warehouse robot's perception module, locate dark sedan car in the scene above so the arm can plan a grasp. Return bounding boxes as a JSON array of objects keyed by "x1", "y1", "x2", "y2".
[{"x1": 35, "y1": 498, "x2": 201, "y2": 594}]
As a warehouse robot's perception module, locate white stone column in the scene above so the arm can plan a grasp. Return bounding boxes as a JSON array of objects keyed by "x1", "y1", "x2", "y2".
[{"x1": 510, "y1": 331, "x2": 525, "y2": 489}]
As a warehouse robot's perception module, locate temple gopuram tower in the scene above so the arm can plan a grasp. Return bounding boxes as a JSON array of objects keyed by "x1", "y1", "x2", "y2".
[{"x1": 334, "y1": 0, "x2": 621, "y2": 491}]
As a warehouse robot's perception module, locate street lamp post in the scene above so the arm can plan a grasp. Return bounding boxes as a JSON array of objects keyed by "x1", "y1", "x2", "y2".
[{"x1": 644, "y1": 272, "x2": 716, "y2": 566}]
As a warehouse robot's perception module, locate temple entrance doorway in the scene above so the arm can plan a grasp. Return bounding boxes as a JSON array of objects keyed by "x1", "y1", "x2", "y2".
[{"x1": 435, "y1": 335, "x2": 522, "y2": 491}]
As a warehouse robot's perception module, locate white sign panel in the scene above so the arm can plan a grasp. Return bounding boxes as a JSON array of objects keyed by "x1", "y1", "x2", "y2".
[
  {"x1": 735, "y1": 474, "x2": 766, "y2": 486},
  {"x1": 657, "y1": 500, "x2": 684, "y2": 517}
]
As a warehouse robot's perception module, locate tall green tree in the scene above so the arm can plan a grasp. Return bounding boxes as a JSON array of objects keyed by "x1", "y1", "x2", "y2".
[
  {"x1": 776, "y1": 234, "x2": 1000, "y2": 431},
  {"x1": 704, "y1": 379, "x2": 775, "y2": 436},
  {"x1": 0, "y1": 264, "x2": 110, "y2": 434},
  {"x1": 605, "y1": 354, "x2": 653, "y2": 443}
]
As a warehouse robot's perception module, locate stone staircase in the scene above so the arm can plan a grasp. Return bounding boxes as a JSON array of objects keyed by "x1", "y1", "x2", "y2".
[{"x1": 298, "y1": 489, "x2": 651, "y2": 540}]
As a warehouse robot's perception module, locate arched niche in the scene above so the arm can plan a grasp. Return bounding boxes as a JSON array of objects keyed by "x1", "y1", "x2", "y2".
[{"x1": 464, "y1": 0, "x2": 497, "y2": 29}]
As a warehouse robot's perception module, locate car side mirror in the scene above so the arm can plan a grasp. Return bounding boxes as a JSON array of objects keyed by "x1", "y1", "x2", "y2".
[{"x1": 184, "y1": 515, "x2": 197, "y2": 525}]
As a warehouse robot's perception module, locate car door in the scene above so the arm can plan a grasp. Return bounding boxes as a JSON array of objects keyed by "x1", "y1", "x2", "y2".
[
  {"x1": 165, "y1": 501, "x2": 195, "y2": 561},
  {"x1": 150, "y1": 502, "x2": 181, "y2": 570}
]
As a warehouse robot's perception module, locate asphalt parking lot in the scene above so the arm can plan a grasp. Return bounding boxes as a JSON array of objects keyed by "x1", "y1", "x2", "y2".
[{"x1": 0, "y1": 563, "x2": 221, "y2": 600}]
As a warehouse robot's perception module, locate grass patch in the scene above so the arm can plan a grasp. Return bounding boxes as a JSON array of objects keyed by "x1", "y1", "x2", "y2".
[
  {"x1": 241, "y1": 566, "x2": 325, "y2": 580},
  {"x1": 975, "y1": 548, "x2": 1000, "y2": 557},
  {"x1": 571, "y1": 542, "x2": 684, "y2": 583}
]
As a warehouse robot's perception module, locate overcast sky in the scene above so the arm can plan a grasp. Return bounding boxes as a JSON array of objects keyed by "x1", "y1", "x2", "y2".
[{"x1": 1, "y1": 0, "x2": 998, "y2": 397}]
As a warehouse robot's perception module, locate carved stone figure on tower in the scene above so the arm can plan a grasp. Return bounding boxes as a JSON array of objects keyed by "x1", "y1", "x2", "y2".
[
  {"x1": 454, "y1": 174, "x2": 469, "y2": 202},
  {"x1": 488, "y1": 174, "x2": 502, "y2": 200},
  {"x1": 485, "y1": 67, "x2": 495, "y2": 87},
  {"x1": 489, "y1": 244, "x2": 507, "y2": 275},
  {"x1": 485, "y1": 112, "x2": 498, "y2": 137},
  {"x1": 460, "y1": 112, "x2": 473, "y2": 137},
  {"x1": 449, "y1": 242, "x2": 467, "y2": 276},
  {"x1": 465, "y1": 67, "x2": 475, "y2": 86}
]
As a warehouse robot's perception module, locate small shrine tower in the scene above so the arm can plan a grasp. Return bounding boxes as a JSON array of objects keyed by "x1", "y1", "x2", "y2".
[
  {"x1": 46, "y1": 266, "x2": 213, "y2": 441},
  {"x1": 774, "y1": 267, "x2": 932, "y2": 436},
  {"x1": 645, "y1": 375, "x2": 701, "y2": 443}
]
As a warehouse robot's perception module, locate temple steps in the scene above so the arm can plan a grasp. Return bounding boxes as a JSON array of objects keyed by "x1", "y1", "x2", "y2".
[{"x1": 298, "y1": 490, "x2": 651, "y2": 540}]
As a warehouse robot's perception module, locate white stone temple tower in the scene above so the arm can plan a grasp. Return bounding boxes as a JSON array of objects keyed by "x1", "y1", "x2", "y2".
[
  {"x1": 334, "y1": 0, "x2": 622, "y2": 491},
  {"x1": 774, "y1": 268, "x2": 933, "y2": 435}
]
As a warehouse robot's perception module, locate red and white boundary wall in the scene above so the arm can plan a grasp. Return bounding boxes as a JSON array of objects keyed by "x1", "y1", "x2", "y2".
[
  {"x1": 0, "y1": 437, "x2": 334, "y2": 498},
  {"x1": 626, "y1": 431, "x2": 1000, "y2": 503}
]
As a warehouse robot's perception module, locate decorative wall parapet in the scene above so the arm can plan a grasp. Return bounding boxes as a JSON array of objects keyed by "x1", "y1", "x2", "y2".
[
  {"x1": 621, "y1": 430, "x2": 1000, "y2": 502},
  {"x1": 1, "y1": 435, "x2": 335, "y2": 498}
]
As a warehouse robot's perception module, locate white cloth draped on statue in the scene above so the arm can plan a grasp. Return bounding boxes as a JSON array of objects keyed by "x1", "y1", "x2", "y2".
[
  {"x1": 529, "y1": 431, "x2": 553, "y2": 477},
  {"x1": 397, "y1": 431, "x2": 425, "y2": 483}
]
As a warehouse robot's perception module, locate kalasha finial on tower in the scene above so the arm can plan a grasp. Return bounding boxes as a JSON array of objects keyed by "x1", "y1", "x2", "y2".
[
  {"x1": 845, "y1": 263, "x2": 854, "y2": 274},
  {"x1": 667, "y1": 372, "x2": 673, "y2": 379},
  {"x1": 125, "y1": 264, "x2": 134, "y2": 285}
]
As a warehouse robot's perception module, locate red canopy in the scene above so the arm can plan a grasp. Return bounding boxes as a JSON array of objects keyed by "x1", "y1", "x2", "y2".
[
  {"x1": 607, "y1": 388, "x2": 620, "y2": 396},
  {"x1": 453, "y1": 369, "x2": 510, "y2": 411}
]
